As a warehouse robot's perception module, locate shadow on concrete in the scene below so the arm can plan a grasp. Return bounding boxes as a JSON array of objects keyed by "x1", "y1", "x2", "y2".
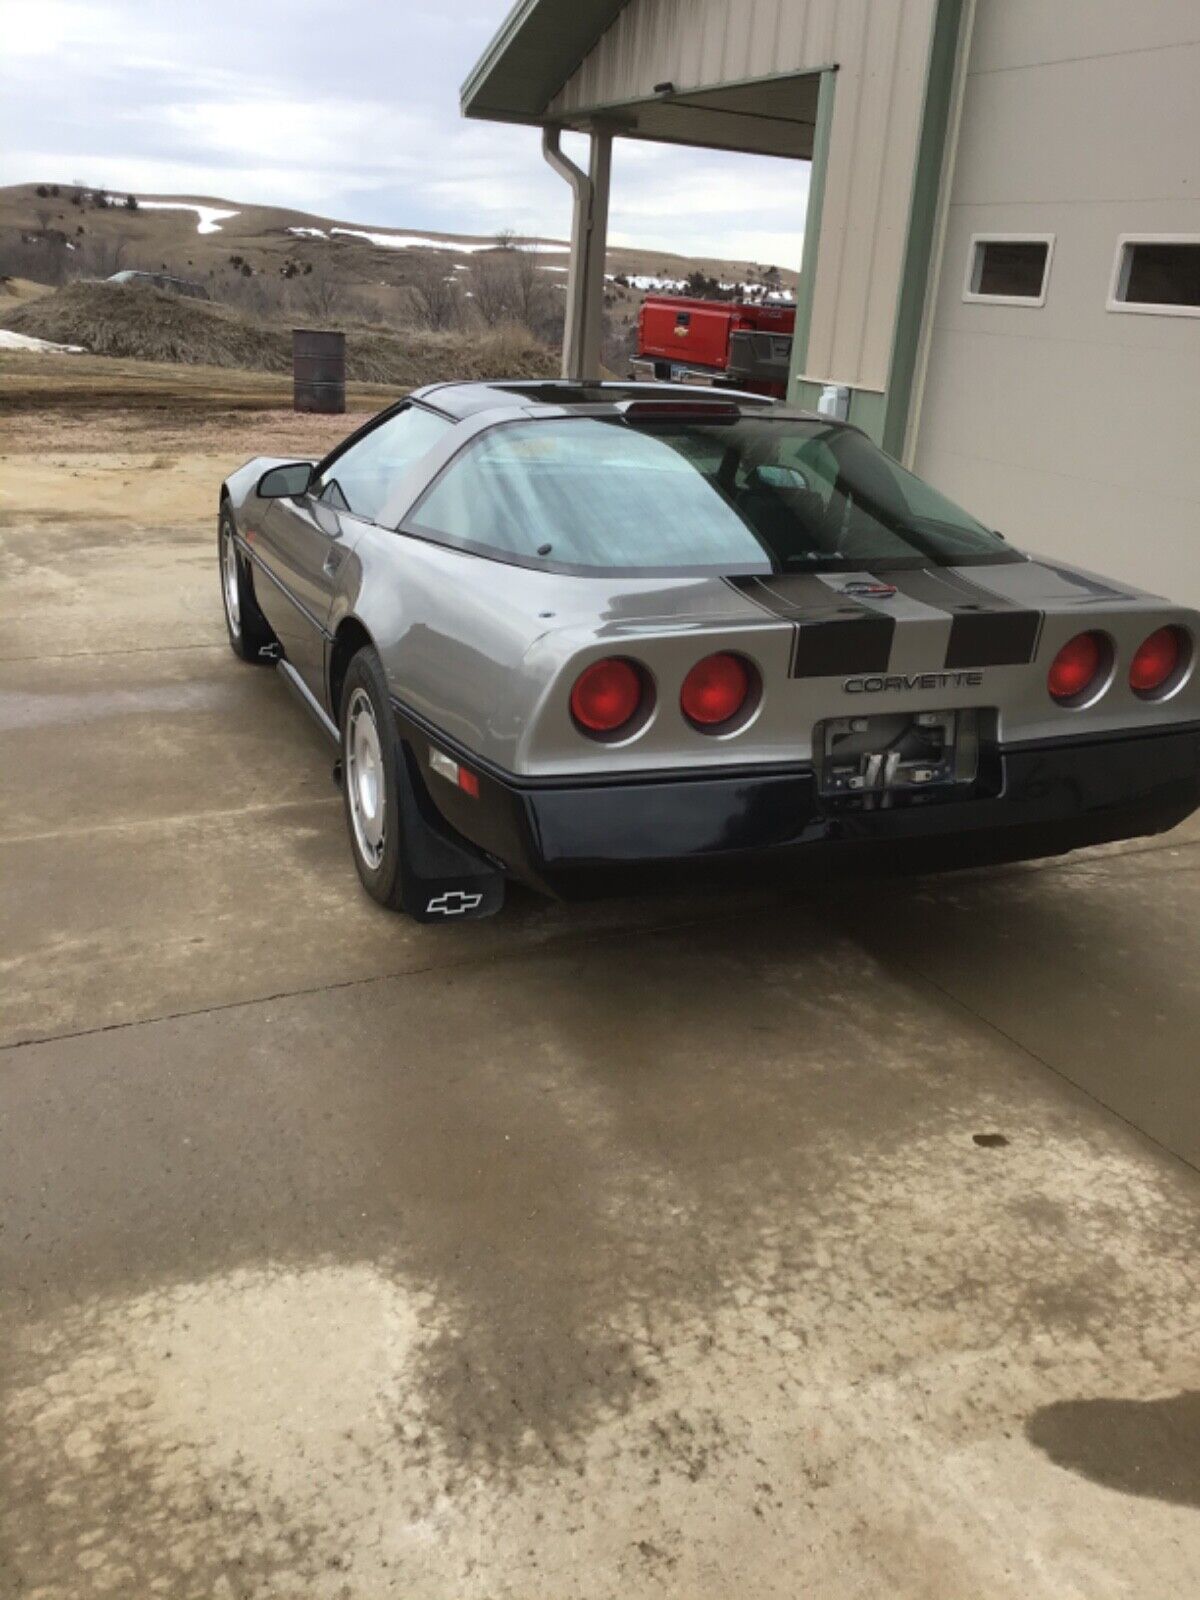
[{"x1": 1026, "y1": 1390, "x2": 1200, "y2": 1507}]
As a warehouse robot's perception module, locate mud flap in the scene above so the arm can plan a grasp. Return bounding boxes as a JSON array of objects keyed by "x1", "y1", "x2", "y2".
[{"x1": 394, "y1": 743, "x2": 505, "y2": 922}]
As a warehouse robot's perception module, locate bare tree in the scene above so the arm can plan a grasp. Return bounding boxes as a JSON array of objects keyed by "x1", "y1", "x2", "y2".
[
  {"x1": 469, "y1": 248, "x2": 555, "y2": 336},
  {"x1": 294, "y1": 261, "x2": 348, "y2": 322},
  {"x1": 221, "y1": 268, "x2": 290, "y2": 320},
  {"x1": 508, "y1": 248, "x2": 551, "y2": 332},
  {"x1": 408, "y1": 255, "x2": 461, "y2": 331},
  {"x1": 468, "y1": 253, "x2": 515, "y2": 328},
  {"x1": 61, "y1": 232, "x2": 126, "y2": 280}
]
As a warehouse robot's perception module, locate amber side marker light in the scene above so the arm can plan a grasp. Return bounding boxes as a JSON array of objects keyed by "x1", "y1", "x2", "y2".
[
  {"x1": 1129, "y1": 626, "x2": 1187, "y2": 697},
  {"x1": 1047, "y1": 632, "x2": 1108, "y2": 704},
  {"x1": 570, "y1": 657, "x2": 644, "y2": 735},
  {"x1": 681, "y1": 652, "x2": 752, "y2": 729}
]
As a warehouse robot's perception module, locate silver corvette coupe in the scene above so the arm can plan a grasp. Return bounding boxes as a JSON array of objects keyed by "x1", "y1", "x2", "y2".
[{"x1": 219, "y1": 381, "x2": 1200, "y2": 921}]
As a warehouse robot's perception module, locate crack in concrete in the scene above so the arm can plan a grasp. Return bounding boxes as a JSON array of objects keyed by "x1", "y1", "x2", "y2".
[
  {"x1": 0, "y1": 899, "x2": 776, "y2": 1055},
  {"x1": 0, "y1": 641, "x2": 226, "y2": 663},
  {"x1": 0, "y1": 794, "x2": 340, "y2": 847}
]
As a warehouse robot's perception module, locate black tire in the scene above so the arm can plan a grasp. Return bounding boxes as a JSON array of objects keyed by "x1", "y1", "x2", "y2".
[
  {"x1": 338, "y1": 647, "x2": 506, "y2": 921},
  {"x1": 339, "y1": 648, "x2": 408, "y2": 910},
  {"x1": 219, "y1": 506, "x2": 275, "y2": 662}
]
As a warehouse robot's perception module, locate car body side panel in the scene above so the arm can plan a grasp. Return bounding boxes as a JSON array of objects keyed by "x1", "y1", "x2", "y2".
[{"x1": 333, "y1": 526, "x2": 775, "y2": 763}]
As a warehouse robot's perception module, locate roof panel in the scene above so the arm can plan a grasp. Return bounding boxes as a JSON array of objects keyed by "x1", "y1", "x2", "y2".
[{"x1": 461, "y1": 0, "x2": 629, "y2": 121}]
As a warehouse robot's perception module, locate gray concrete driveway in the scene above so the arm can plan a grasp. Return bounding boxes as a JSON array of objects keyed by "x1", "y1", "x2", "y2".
[{"x1": 2, "y1": 496, "x2": 1199, "y2": 1598}]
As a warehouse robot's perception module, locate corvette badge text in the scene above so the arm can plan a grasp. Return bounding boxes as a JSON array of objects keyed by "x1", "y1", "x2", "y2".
[{"x1": 844, "y1": 670, "x2": 985, "y2": 694}]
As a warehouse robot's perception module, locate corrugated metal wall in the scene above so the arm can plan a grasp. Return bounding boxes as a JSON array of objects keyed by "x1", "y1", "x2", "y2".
[
  {"x1": 914, "y1": 0, "x2": 1200, "y2": 603},
  {"x1": 549, "y1": 0, "x2": 938, "y2": 392}
]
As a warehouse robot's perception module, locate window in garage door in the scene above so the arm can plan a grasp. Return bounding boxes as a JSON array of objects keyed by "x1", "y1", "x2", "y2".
[
  {"x1": 1108, "y1": 236, "x2": 1200, "y2": 317},
  {"x1": 963, "y1": 234, "x2": 1054, "y2": 307}
]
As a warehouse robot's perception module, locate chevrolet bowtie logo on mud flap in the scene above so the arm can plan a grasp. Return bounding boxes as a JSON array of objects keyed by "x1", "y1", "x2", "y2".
[
  {"x1": 844, "y1": 670, "x2": 985, "y2": 693},
  {"x1": 425, "y1": 890, "x2": 485, "y2": 916}
]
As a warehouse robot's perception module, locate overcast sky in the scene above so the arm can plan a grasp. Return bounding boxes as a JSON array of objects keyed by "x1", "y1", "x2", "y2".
[{"x1": 1, "y1": 0, "x2": 808, "y2": 266}]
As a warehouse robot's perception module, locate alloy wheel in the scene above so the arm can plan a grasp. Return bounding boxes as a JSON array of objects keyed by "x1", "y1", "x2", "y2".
[
  {"x1": 221, "y1": 525, "x2": 241, "y2": 637},
  {"x1": 346, "y1": 687, "x2": 386, "y2": 870}
]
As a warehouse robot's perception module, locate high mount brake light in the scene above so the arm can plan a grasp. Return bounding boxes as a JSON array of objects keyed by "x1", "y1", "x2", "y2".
[
  {"x1": 570, "y1": 658, "x2": 643, "y2": 735},
  {"x1": 1129, "y1": 626, "x2": 1185, "y2": 695},
  {"x1": 681, "y1": 652, "x2": 752, "y2": 728},
  {"x1": 1047, "y1": 632, "x2": 1106, "y2": 703},
  {"x1": 622, "y1": 400, "x2": 740, "y2": 423}
]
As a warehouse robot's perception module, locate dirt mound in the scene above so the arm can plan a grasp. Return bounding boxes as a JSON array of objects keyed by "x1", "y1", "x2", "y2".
[{"x1": 0, "y1": 280, "x2": 556, "y2": 384}]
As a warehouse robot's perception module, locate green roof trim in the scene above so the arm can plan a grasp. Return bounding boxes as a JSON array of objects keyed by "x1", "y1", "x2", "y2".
[{"x1": 461, "y1": 0, "x2": 630, "y2": 123}]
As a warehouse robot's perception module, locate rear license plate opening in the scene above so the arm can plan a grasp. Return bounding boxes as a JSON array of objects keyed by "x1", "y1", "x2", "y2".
[{"x1": 815, "y1": 709, "x2": 986, "y2": 809}]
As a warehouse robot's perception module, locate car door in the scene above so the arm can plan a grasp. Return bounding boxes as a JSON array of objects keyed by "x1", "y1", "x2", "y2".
[
  {"x1": 255, "y1": 404, "x2": 452, "y2": 697},
  {"x1": 254, "y1": 487, "x2": 363, "y2": 692}
]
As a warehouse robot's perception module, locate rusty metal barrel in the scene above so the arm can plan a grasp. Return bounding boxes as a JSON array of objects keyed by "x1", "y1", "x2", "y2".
[{"x1": 292, "y1": 328, "x2": 345, "y2": 414}]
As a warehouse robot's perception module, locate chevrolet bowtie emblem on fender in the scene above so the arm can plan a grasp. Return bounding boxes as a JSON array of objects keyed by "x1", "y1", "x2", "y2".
[
  {"x1": 841, "y1": 580, "x2": 897, "y2": 598},
  {"x1": 425, "y1": 890, "x2": 484, "y2": 916}
]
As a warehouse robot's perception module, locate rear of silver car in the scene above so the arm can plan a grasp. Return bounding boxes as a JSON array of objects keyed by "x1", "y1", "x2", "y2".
[{"x1": 397, "y1": 554, "x2": 1200, "y2": 897}]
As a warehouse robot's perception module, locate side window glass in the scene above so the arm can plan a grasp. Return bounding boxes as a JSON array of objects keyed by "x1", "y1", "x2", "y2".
[
  {"x1": 777, "y1": 436, "x2": 839, "y2": 510},
  {"x1": 315, "y1": 406, "x2": 451, "y2": 524}
]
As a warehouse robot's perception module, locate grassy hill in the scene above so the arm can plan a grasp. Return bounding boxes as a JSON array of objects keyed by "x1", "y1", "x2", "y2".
[
  {"x1": 0, "y1": 181, "x2": 796, "y2": 302},
  {"x1": 0, "y1": 280, "x2": 556, "y2": 385},
  {"x1": 0, "y1": 182, "x2": 796, "y2": 367}
]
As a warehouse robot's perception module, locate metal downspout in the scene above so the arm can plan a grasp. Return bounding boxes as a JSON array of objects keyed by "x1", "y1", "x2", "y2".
[{"x1": 542, "y1": 127, "x2": 591, "y2": 379}]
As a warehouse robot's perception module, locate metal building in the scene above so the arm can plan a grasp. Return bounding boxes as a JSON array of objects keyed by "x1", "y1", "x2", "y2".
[{"x1": 462, "y1": 0, "x2": 1200, "y2": 602}]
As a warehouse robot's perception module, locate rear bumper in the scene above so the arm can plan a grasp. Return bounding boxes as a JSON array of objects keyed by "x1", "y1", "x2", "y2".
[{"x1": 397, "y1": 708, "x2": 1200, "y2": 898}]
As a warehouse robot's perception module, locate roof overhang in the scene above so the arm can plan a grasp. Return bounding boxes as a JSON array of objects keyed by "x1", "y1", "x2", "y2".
[
  {"x1": 462, "y1": 1, "x2": 818, "y2": 159},
  {"x1": 461, "y1": 0, "x2": 627, "y2": 125}
]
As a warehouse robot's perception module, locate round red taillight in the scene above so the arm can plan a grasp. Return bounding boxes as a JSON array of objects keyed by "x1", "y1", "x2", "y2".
[
  {"x1": 1129, "y1": 626, "x2": 1184, "y2": 695},
  {"x1": 1047, "y1": 632, "x2": 1106, "y2": 703},
  {"x1": 680, "y1": 652, "x2": 751, "y2": 728},
  {"x1": 570, "y1": 657, "x2": 643, "y2": 734}
]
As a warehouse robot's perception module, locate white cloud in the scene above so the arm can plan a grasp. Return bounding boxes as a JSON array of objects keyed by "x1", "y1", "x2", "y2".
[{"x1": 0, "y1": 0, "x2": 112, "y2": 57}]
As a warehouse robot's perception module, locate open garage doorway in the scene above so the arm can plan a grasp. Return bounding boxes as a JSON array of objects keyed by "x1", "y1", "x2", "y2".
[{"x1": 536, "y1": 68, "x2": 827, "y2": 390}]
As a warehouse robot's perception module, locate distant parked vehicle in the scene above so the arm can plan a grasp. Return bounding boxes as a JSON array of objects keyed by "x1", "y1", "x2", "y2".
[
  {"x1": 631, "y1": 294, "x2": 795, "y2": 397},
  {"x1": 106, "y1": 269, "x2": 210, "y2": 301}
]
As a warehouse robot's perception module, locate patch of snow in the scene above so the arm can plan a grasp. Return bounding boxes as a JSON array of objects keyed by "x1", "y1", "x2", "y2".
[
  {"x1": 137, "y1": 201, "x2": 239, "y2": 235},
  {"x1": 605, "y1": 271, "x2": 795, "y2": 303},
  {"x1": 607, "y1": 273, "x2": 688, "y2": 292},
  {"x1": 333, "y1": 226, "x2": 483, "y2": 252},
  {"x1": 0, "y1": 330, "x2": 83, "y2": 354},
  {"x1": 286, "y1": 224, "x2": 568, "y2": 256}
]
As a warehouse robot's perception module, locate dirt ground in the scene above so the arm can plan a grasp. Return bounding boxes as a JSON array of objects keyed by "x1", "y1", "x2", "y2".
[
  {"x1": 2, "y1": 361, "x2": 1199, "y2": 1599},
  {"x1": 0, "y1": 350, "x2": 393, "y2": 526}
]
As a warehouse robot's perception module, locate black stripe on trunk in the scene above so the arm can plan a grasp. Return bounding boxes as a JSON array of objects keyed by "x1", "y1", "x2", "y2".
[
  {"x1": 726, "y1": 576, "x2": 895, "y2": 677},
  {"x1": 886, "y1": 569, "x2": 1042, "y2": 668}
]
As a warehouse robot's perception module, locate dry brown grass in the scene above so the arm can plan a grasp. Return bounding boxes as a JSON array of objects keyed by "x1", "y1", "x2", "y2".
[
  {"x1": 0, "y1": 280, "x2": 557, "y2": 385},
  {"x1": 0, "y1": 276, "x2": 54, "y2": 303}
]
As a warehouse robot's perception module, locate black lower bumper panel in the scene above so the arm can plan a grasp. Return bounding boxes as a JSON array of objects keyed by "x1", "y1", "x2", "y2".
[{"x1": 396, "y1": 707, "x2": 1200, "y2": 900}]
